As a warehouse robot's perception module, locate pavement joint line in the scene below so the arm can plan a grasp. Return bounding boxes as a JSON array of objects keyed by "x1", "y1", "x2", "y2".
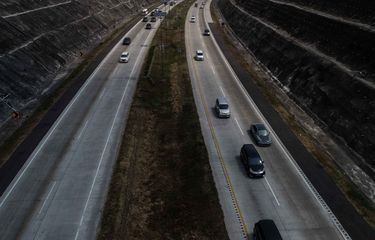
[
  {"x1": 0, "y1": 10, "x2": 144, "y2": 209},
  {"x1": 234, "y1": 118, "x2": 244, "y2": 136},
  {"x1": 206, "y1": 2, "x2": 351, "y2": 239},
  {"x1": 74, "y1": 18, "x2": 155, "y2": 240},
  {"x1": 37, "y1": 181, "x2": 56, "y2": 215},
  {"x1": 186, "y1": 7, "x2": 249, "y2": 239},
  {"x1": 264, "y1": 176, "x2": 280, "y2": 206},
  {"x1": 219, "y1": 86, "x2": 225, "y2": 96},
  {"x1": 77, "y1": 120, "x2": 89, "y2": 140}
]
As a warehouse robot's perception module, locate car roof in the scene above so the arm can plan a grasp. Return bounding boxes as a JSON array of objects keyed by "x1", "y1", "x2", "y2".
[
  {"x1": 216, "y1": 96, "x2": 228, "y2": 104},
  {"x1": 256, "y1": 220, "x2": 282, "y2": 239},
  {"x1": 121, "y1": 52, "x2": 129, "y2": 55},
  {"x1": 253, "y1": 123, "x2": 267, "y2": 130},
  {"x1": 196, "y1": 49, "x2": 203, "y2": 54},
  {"x1": 242, "y1": 144, "x2": 261, "y2": 159}
]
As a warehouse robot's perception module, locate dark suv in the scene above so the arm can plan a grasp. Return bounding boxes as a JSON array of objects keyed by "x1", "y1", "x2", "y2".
[
  {"x1": 253, "y1": 219, "x2": 282, "y2": 240},
  {"x1": 122, "y1": 37, "x2": 131, "y2": 45},
  {"x1": 240, "y1": 144, "x2": 265, "y2": 177}
]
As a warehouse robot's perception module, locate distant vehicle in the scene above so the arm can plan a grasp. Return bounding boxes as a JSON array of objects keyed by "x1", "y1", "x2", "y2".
[
  {"x1": 195, "y1": 49, "x2": 204, "y2": 61},
  {"x1": 240, "y1": 144, "x2": 265, "y2": 177},
  {"x1": 250, "y1": 123, "x2": 272, "y2": 146},
  {"x1": 200, "y1": 5, "x2": 204, "y2": 9},
  {"x1": 122, "y1": 37, "x2": 131, "y2": 45},
  {"x1": 253, "y1": 219, "x2": 283, "y2": 240},
  {"x1": 119, "y1": 52, "x2": 129, "y2": 63},
  {"x1": 190, "y1": 16, "x2": 196, "y2": 23},
  {"x1": 150, "y1": 11, "x2": 155, "y2": 16},
  {"x1": 143, "y1": 16, "x2": 148, "y2": 22},
  {"x1": 215, "y1": 97, "x2": 230, "y2": 118},
  {"x1": 151, "y1": 16, "x2": 157, "y2": 22},
  {"x1": 203, "y1": 28, "x2": 210, "y2": 36},
  {"x1": 195, "y1": 2, "x2": 198, "y2": 7},
  {"x1": 202, "y1": 1, "x2": 206, "y2": 5},
  {"x1": 145, "y1": 23, "x2": 152, "y2": 29},
  {"x1": 169, "y1": 1, "x2": 175, "y2": 6},
  {"x1": 142, "y1": 8, "x2": 148, "y2": 16}
]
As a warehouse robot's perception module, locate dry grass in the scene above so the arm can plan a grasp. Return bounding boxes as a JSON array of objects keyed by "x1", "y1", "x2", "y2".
[{"x1": 98, "y1": 2, "x2": 229, "y2": 239}]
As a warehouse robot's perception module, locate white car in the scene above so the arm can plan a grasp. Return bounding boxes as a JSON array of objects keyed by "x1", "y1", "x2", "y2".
[
  {"x1": 190, "y1": 16, "x2": 196, "y2": 23},
  {"x1": 119, "y1": 51, "x2": 129, "y2": 63},
  {"x1": 195, "y1": 50, "x2": 204, "y2": 61}
]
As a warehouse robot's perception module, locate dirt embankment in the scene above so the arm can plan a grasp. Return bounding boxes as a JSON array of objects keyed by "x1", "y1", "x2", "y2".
[
  {"x1": 217, "y1": 0, "x2": 375, "y2": 177},
  {"x1": 98, "y1": 2, "x2": 229, "y2": 239},
  {"x1": 0, "y1": 0, "x2": 157, "y2": 143}
]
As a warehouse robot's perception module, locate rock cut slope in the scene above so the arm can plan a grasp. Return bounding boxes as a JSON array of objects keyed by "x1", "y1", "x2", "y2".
[
  {"x1": 217, "y1": 0, "x2": 375, "y2": 179},
  {"x1": 0, "y1": 0, "x2": 156, "y2": 136}
]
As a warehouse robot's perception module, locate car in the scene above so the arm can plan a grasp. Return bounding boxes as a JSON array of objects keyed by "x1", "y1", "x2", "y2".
[
  {"x1": 250, "y1": 123, "x2": 272, "y2": 146},
  {"x1": 143, "y1": 16, "x2": 148, "y2": 22},
  {"x1": 190, "y1": 16, "x2": 196, "y2": 23},
  {"x1": 145, "y1": 23, "x2": 152, "y2": 29},
  {"x1": 215, "y1": 97, "x2": 230, "y2": 118},
  {"x1": 240, "y1": 144, "x2": 265, "y2": 177},
  {"x1": 200, "y1": 5, "x2": 204, "y2": 9},
  {"x1": 122, "y1": 37, "x2": 131, "y2": 45},
  {"x1": 151, "y1": 16, "x2": 157, "y2": 22},
  {"x1": 195, "y1": 2, "x2": 198, "y2": 7},
  {"x1": 195, "y1": 49, "x2": 204, "y2": 61},
  {"x1": 203, "y1": 28, "x2": 210, "y2": 36},
  {"x1": 253, "y1": 219, "x2": 283, "y2": 240},
  {"x1": 119, "y1": 52, "x2": 129, "y2": 63},
  {"x1": 150, "y1": 11, "x2": 155, "y2": 16}
]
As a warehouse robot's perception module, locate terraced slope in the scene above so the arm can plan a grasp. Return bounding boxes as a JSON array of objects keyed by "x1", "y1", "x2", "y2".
[
  {"x1": 217, "y1": 0, "x2": 375, "y2": 175},
  {"x1": 0, "y1": 0, "x2": 156, "y2": 131}
]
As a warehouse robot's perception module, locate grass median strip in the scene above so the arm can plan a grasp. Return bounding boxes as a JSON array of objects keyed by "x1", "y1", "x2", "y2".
[{"x1": 98, "y1": 2, "x2": 229, "y2": 239}]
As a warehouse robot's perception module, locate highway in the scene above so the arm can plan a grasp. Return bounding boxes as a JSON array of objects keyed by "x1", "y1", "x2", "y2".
[
  {"x1": 0, "y1": 5, "x2": 172, "y2": 239},
  {"x1": 185, "y1": 1, "x2": 348, "y2": 239}
]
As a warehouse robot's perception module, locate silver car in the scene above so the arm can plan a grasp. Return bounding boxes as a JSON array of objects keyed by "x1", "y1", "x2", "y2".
[
  {"x1": 119, "y1": 51, "x2": 129, "y2": 63},
  {"x1": 215, "y1": 97, "x2": 230, "y2": 118}
]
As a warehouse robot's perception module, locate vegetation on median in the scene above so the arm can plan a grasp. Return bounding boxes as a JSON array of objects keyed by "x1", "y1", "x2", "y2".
[{"x1": 98, "y1": 1, "x2": 229, "y2": 239}]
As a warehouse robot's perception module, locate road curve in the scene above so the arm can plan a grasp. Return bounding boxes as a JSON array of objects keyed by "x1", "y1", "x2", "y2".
[
  {"x1": 186, "y1": 1, "x2": 348, "y2": 239},
  {"x1": 0, "y1": 4, "x2": 173, "y2": 239}
]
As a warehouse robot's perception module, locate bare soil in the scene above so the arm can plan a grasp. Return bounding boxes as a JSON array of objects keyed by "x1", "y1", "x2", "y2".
[{"x1": 98, "y1": 2, "x2": 229, "y2": 239}]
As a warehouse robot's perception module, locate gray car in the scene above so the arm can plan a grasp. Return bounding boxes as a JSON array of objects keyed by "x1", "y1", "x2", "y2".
[
  {"x1": 250, "y1": 123, "x2": 272, "y2": 146},
  {"x1": 215, "y1": 97, "x2": 230, "y2": 118}
]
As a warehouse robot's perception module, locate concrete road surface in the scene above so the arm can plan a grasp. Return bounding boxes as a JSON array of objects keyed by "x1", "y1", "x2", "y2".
[
  {"x1": 0, "y1": 3, "x2": 175, "y2": 239},
  {"x1": 186, "y1": 1, "x2": 348, "y2": 239}
]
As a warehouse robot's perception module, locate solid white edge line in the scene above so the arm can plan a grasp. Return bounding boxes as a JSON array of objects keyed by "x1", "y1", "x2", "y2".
[
  {"x1": 205, "y1": 4, "x2": 351, "y2": 239},
  {"x1": 38, "y1": 182, "x2": 56, "y2": 215},
  {"x1": 0, "y1": 7, "x2": 146, "y2": 210},
  {"x1": 73, "y1": 19, "x2": 155, "y2": 240}
]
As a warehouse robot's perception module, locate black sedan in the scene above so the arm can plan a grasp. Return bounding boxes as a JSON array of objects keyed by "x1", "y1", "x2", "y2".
[{"x1": 250, "y1": 123, "x2": 272, "y2": 146}]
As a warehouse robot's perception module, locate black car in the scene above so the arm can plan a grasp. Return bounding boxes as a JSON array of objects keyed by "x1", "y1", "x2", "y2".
[
  {"x1": 122, "y1": 37, "x2": 131, "y2": 45},
  {"x1": 145, "y1": 23, "x2": 152, "y2": 29},
  {"x1": 253, "y1": 219, "x2": 283, "y2": 240},
  {"x1": 203, "y1": 29, "x2": 210, "y2": 36},
  {"x1": 240, "y1": 144, "x2": 265, "y2": 177},
  {"x1": 151, "y1": 16, "x2": 157, "y2": 22},
  {"x1": 250, "y1": 123, "x2": 272, "y2": 146},
  {"x1": 143, "y1": 16, "x2": 148, "y2": 22}
]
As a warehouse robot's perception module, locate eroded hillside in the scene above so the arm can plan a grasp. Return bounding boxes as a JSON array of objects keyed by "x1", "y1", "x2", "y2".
[
  {"x1": 0, "y1": 0, "x2": 156, "y2": 135},
  {"x1": 217, "y1": 0, "x2": 375, "y2": 176}
]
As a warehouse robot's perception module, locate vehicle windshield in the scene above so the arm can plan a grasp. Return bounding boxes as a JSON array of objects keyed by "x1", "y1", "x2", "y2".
[
  {"x1": 219, "y1": 104, "x2": 228, "y2": 109},
  {"x1": 258, "y1": 129, "x2": 269, "y2": 136},
  {"x1": 250, "y1": 164, "x2": 263, "y2": 171},
  {"x1": 121, "y1": 53, "x2": 128, "y2": 57}
]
